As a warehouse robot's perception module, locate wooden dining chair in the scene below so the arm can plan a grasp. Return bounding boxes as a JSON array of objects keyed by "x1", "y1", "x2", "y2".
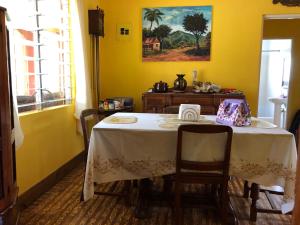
[
  {"x1": 80, "y1": 108, "x2": 104, "y2": 158},
  {"x1": 243, "y1": 109, "x2": 300, "y2": 221},
  {"x1": 80, "y1": 108, "x2": 131, "y2": 205},
  {"x1": 174, "y1": 124, "x2": 233, "y2": 225},
  {"x1": 163, "y1": 105, "x2": 180, "y2": 114}
]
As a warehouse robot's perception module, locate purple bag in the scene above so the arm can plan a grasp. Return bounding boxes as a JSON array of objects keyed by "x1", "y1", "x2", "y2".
[{"x1": 216, "y1": 99, "x2": 251, "y2": 127}]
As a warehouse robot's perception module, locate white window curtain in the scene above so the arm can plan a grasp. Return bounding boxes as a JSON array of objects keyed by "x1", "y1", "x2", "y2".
[
  {"x1": 70, "y1": 0, "x2": 92, "y2": 130},
  {"x1": 13, "y1": 101, "x2": 24, "y2": 149}
]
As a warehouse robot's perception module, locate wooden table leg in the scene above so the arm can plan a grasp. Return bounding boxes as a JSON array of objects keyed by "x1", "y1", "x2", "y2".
[
  {"x1": 250, "y1": 183, "x2": 259, "y2": 221},
  {"x1": 163, "y1": 175, "x2": 172, "y2": 194},
  {"x1": 134, "y1": 178, "x2": 152, "y2": 219},
  {"x1": 124, "y1": 180, "x2": 131, "y2": 206}
]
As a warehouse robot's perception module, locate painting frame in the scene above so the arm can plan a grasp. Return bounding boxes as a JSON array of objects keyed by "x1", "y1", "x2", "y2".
[
  {"x1": 142, "y1": 6, "x2": 212, "y2": 62},
  {"x1": 273, "y1": 0, "x2": 300, "y2": 6}
]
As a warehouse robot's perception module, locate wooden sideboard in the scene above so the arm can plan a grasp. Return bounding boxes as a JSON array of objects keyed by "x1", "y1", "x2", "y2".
[{"x1": 142, "y1": 92, "x2": 245, "y2": 115}]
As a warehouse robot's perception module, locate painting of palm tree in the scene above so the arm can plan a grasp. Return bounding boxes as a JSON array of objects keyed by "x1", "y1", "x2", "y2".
[
  {"x1": 144, "y1": 8, "x2": 164, "y2": 31},
  {"x1": 142, "y1": 6, "x2": 212, "y2": 62}
]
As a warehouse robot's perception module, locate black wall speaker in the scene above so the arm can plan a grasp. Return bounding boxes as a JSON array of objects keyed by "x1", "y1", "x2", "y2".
[{"x1": 88, "y1": 7, "x2": 104, "y2": 37}]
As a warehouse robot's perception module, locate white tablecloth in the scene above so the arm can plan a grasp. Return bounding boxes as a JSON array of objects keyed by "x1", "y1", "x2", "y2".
[{"x1": 83, "y1": 113, "x2": 297, "y2": 212}]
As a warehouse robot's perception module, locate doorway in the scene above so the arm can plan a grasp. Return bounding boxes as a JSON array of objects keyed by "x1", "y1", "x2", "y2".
[
  {"x1": 260, "y1": 16, "x2": 300, "y2": 225},
  {"x1": 257, "y1": 39, "x2": 292, "y2": 128}
]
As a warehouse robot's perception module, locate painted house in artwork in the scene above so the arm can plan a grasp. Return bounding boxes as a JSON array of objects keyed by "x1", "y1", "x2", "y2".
[{"x1": 143, "y1": 37, "x2": 160, "y2": 52}]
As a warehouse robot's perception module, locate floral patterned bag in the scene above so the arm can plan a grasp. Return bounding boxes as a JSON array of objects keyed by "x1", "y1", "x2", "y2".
[{"x1": 216, "y1": 99, "x2": 251, "y2": 127}]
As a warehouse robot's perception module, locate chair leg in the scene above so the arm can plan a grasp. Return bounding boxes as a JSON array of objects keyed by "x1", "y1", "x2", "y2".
[
  {"x1": 163, "y1": 175, "x2": 172, "y2": 194},
  {"x1": 243, "y1": 180, "x2": 250, "y2": 198},
  {"x1": 134, "y1": 179, "x2": 152, "y2": 219},
  {"x1": 211, "y1": 184, "x2": 218, "y2": 197},
  {"x1": 220, "y1": 184, "x2": 228, "y2": 225},
  {"x1": 163, "y1": 175, "x2": 173, "y2": 204},
  {"x1": 174, "y1": 181, "x2": 183, "y2": 225},
  {"x1": 133, "y1": 179, "x2": 138, "y2": 188},
  {"x1": 250, "y1": 183, "x2": 259, "y2": 221}
]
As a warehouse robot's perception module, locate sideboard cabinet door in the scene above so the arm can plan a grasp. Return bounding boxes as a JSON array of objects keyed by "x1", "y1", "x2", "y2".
[{"x1": 142, "y1": 93, "x2": 169, "y2": 113}]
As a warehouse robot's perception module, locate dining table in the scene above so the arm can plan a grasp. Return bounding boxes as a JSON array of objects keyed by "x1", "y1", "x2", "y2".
[{"x1": 83, "y1": 112, "x2": 297, "y2": 218}]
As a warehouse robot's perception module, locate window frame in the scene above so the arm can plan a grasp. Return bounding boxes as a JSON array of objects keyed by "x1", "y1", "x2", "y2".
[{"x1": 9, "y1": 0, "x2": 72, "y2": 113}]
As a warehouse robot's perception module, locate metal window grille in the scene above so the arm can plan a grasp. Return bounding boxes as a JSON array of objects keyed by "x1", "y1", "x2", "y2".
[{"x1": 9, "y1": 0, "x2": 71, "y2": 113}]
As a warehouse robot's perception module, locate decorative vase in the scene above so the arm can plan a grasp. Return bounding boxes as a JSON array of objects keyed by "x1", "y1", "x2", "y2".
[{"x1": 174, "y1": 74, "x2": 187, "y2": 92}]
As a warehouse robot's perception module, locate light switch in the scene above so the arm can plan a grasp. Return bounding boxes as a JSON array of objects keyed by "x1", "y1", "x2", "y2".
[{"x1": 116, "y1": 23, "x2": 132, "y2": 40}]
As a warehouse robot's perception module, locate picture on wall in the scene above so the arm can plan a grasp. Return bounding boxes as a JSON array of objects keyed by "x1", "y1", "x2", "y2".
[{"x1": 142, "y1": 6, "x2": 212, "y2": 62}]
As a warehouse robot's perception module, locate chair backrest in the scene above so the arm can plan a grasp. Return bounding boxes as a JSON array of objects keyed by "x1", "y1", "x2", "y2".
[
  {"x1": 289, "y1": 109, "x2": 300, "y2": 149},
  {"x1": 295, "y1": 124, "x2": 300, "y2": 151},
  {"x1": 80, "y1": 109, "x2": 103, "y2": 154},
  {"x1": 176, "y1": 124, "x2": 233, "y2": 177},
  {"x1": 163, "y1": 105, "x2": 179, "y2": 114}
]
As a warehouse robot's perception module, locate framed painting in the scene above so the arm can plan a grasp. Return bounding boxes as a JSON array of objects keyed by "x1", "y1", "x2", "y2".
[{"x1": 142, "y1": 6, "x2": 212, "y2": 62}]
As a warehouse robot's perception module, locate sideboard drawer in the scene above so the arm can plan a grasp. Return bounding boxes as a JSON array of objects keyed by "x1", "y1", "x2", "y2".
[
  {"x1": 143, "y1": 96, "x2": 167, "y2": 106},
  {"x1": 171, "y1": 96, "x2": 214, "y2": 105}
]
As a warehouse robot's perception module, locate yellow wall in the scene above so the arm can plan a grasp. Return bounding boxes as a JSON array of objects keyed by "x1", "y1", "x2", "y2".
[
  {"x1": 99, "y1": 0, "x2": 300, "y2": 114},
  {"x1": 17, "y1": 107, "x2": 83, "y2": 194},
  {"x1": 16, "y1": 0, "x2": 100, "y2": 195},
  {"x1": 263, "y1": 19, "x2": 300, "y2": 127}
]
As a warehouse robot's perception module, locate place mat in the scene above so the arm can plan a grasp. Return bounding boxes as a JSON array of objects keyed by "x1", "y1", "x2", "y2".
[
  {"x1": 103, "y1": 116, "x2": 137, "y2": 124},
  {"x1": 159, "y1": 114, "x2": 178, "y2": 119},
  {"x1": 250, "y1": 118, "x2": 277, "y2": 129},
  {"x1": 164, "y1": 115, "x2": 205, "y2": 123}
]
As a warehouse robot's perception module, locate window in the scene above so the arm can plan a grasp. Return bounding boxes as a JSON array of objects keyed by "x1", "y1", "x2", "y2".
[{"x1": 8, "y1": 0, "x2": 71, "y2": 113}]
